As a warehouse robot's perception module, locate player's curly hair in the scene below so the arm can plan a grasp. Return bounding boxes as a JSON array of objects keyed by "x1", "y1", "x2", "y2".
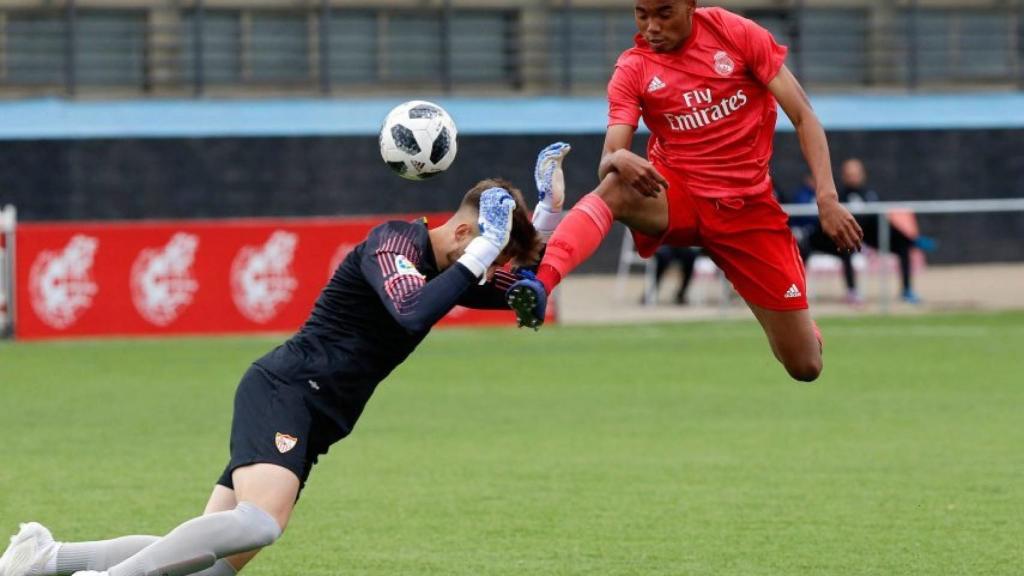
[{"x1": 461, "y1": 178, "x2": 543, "y2": 266}]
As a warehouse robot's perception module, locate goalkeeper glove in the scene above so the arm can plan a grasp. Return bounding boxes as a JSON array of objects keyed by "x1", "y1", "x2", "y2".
[
  {"x1": 533, "y1": 142, "x2": 571, "y2": 241},
  {"x1": 459, "y1": 187, "x2": 515, "y2": 282}
]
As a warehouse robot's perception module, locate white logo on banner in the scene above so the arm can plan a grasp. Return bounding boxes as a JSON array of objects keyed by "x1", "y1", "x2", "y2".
[
  {"x1": 130, "y1": 233, "x2": 200, "y2": 327},
  {"x1": 230, "y1": 230, "x2": 299, "y2": 324},
  {"x1": 28, "y1": 235, "x2": 100, "y2": 329}
]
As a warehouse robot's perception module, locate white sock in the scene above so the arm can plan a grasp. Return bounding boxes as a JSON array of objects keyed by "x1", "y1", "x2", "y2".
[
  {"x1": 56, "y1": 537, "x2": 158, "y2": 575},
  {"x1": 107, "y1": 503, "x2": 280, "y2": 576}
]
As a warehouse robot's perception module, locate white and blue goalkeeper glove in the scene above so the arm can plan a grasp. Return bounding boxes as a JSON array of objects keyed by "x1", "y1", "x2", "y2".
[
  {"x1": 533, "y1": 142, "x2": 571, "y2": 241},
  {"x1": 458, "y1": 187, "x2": 515, "y2": 282}
]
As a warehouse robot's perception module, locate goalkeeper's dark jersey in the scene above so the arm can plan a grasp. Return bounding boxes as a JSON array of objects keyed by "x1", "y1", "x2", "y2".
[{"x1": 252, "y1": 219, "x2": 513, "y2": 441}]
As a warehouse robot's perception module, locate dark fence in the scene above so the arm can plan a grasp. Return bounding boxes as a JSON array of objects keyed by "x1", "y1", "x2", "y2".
[
  {"x1": 1, "y1": 1, "x2": 1023, "y2": 97},
  {"x1": 1, "y1": 129, "x2": 1022, "y2": 268}
]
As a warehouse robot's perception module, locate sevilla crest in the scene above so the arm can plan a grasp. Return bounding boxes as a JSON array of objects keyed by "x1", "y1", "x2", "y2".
[{"x1": 275, "y1": 433, "x2": 298, "y2": 454}]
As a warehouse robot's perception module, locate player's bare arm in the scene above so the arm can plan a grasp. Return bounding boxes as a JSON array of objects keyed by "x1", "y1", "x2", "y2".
[
  {"x1": 768, "y1": 65, "x2": 863, "y2": 252},
  {"x1": 599, "y1": 124, "x2": 669, "y2": 198}
]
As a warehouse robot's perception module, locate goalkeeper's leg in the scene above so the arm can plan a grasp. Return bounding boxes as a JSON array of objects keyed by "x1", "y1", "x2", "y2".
[
  {"x1": 1, "y1": 483, "x2": 248, "y2": 576},
  {"x1": 80, "y1": 465, "x2": 296, "y2": 576}
]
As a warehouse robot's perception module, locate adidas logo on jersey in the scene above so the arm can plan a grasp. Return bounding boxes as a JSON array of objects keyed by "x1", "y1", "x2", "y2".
[
  {"x1": 784, "y1": 284, "x2": 802, "y2": 299},
  {"x1": 647, "y1": 76, "x2": 666, "y2": 93}
]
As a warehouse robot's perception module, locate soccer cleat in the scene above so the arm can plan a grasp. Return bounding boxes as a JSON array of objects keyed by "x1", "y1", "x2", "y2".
[
  {"x1": 506, "y1": 272, "x2": 548, "y2": 330},
  {"x1": 0, "y1": 523, "x2": 58, "y2": 576}
]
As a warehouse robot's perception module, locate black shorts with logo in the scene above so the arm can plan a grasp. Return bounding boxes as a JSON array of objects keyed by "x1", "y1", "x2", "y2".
[{"x1": 216, "y1": 364, "x2": 341, "y2": 492}]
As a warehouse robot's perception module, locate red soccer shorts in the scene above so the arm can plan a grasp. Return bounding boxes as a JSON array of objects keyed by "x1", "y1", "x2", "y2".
[{"x1": 631, "y1": 164, "x2": 808, "y2": 311}]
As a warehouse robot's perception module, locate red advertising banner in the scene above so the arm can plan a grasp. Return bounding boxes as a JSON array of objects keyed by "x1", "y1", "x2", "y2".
[{"x1": 14, "y1": 215, "x2": 551, "y2": 340}]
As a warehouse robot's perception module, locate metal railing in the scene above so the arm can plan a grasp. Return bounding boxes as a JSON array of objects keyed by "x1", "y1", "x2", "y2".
[
  {"x1": 0, "y1": 1, "x2": 1021, "y2": 98},
  {"x1": 781, "y1": 198, "x2": 1024, "y2": 312},
  {"x1": 618, "y1": 198, "x2": 1024, "y2": 315}
]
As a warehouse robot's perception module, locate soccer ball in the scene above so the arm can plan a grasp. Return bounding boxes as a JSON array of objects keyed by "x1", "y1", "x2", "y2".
[{"x1": 379, "y1": 100, "x2": 458, "y2": 181}]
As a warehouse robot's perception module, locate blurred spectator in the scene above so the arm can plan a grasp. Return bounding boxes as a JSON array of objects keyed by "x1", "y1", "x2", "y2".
[
  {"x1": 649, "y1": 245, "x2": 700, "y2": 305},
  {"x1": 792, "y1": 159, "x2": 935, "y2": 304}
]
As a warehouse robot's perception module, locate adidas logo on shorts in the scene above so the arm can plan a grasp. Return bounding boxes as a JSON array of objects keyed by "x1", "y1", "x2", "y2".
[{"x1": 784, "y1": 284, "x2": 802, "y2": 299}]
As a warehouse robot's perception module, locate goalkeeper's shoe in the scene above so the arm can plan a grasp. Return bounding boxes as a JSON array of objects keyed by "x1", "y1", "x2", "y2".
[
  {"x1": 0, "y1": 523, "x2": 57, "y2": 576},
  {"x1": 506, "y1": 271, "x2": 548, "y2": 330}
]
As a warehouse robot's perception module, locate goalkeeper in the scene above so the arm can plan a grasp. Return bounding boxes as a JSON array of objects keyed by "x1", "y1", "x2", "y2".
[{"x1": 0, "y1": 150, "x2": 569, "y2": 576}]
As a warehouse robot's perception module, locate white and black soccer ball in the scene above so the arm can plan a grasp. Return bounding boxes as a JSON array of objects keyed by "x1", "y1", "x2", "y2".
[{"x1": 379, "y1": 100, "x2": 458, "y2": 181}]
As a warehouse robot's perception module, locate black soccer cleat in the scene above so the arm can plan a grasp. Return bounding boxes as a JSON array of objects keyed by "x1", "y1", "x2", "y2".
[{"x1": 506, "y1": 282, "x2": 545, "y2": 331}]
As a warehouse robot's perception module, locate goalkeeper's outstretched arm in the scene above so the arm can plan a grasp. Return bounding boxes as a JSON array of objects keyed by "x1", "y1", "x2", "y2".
[{"x1": 532, "y1": 142, "x2": 572, "y2": 241}]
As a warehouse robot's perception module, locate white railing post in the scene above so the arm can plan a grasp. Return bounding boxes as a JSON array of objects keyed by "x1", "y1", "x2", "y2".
[
  {"x1": 877, "y1": 211, "x2": 891, "y2": 314},
  {"x1": 0, "y1": 205, "x2": 16, "y2": 338}
]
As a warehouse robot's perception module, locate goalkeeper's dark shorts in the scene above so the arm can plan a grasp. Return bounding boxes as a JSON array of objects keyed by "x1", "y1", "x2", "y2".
[{"x1": 216, "y1": 364, "x2": 343, "y2": 493}]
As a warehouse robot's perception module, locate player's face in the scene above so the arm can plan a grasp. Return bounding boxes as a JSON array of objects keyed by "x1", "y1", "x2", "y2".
[
  {"x1": 842, "y1": 160, "x2": 866, "y2": 188},
  {"x1": 446, "y1": 222, "x2": 477, "y2": 267},
  {"x1": 634, "y1": 0, "x2": 694, "y2": 53}
]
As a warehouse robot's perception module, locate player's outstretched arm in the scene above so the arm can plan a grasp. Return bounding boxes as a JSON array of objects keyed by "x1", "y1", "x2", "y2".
[
  {"x1": 769, "y1": 65, "x2": 863, "y2": 253},
  {"x1": 362, "y1": 188, "x2": 516, "y2": 333},
  {"x1": 532, "y1": 142, "x2": 572, "y2": 241}
]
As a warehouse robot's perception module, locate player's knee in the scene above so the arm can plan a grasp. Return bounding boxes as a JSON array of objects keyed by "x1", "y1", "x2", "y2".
[
  {"x1": 234, "y1": 502, "x2": 284, "y2": 548},
  {"x1": 785, "y1": 356, "x2": 823, "y2": 382},
  {"x1": 593, "y1": 173, "x2": 630, "y2": 218}
]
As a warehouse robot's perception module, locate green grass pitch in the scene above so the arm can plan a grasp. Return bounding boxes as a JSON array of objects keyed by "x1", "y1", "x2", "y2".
[{"x1": 1, "y1": 312, "x2": 1022, "y2": 575}]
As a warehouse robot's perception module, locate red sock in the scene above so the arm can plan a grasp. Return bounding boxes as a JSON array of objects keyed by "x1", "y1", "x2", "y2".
[{"x1": 536, "y1": 193, "x2": 614, "y2": 294}]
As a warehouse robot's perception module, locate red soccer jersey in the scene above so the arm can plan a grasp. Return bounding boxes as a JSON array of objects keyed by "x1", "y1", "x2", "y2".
[{"x1": 607, "y1": 7, "x2": 788, "y2": 198}]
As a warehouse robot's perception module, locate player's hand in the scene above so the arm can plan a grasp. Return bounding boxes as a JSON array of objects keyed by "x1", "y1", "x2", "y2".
[
  {"x1": 478, "y1": 187, "x2": 516, "y2": 252},
  {"x1": 819, "y1": 197, "x2": 863, "y2": 253},
  {"x1": 610, "y1": 149, "x2": 669, "y2": 198},
  {"x1": 535, "y1": 142, "x2": 571, "y2": 211},
  {"x1": 460, "y1": 187, "x2": 516, "y2": 282}
]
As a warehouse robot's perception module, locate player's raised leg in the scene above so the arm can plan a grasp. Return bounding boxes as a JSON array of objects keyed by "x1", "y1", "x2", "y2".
[
  {"x1": 508, "y1": 171, "x2": 669, "y2": 327},
  {"x1": 539, "y1": 171, "x2": 668, "y2": 294}
]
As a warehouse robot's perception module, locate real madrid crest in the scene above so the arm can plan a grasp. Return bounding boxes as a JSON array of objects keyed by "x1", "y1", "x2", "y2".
[{"x1": 714, "y1": 51, "x2": 735, "y2": 76}]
